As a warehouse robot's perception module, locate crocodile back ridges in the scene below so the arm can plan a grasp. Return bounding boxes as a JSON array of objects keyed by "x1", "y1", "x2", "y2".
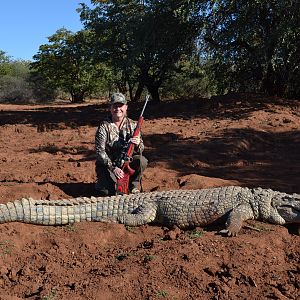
[
  {"x1": 156, "y1": 186, "x2": 247, "y2": 209},
  {"x1": 155, "y1": 186, "x2": 249, "y2": 227}
]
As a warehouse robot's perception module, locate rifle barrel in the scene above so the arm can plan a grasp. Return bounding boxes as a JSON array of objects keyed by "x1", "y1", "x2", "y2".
[{"x1": 140, "y1": 94, "x2": 150, "y2": 117}]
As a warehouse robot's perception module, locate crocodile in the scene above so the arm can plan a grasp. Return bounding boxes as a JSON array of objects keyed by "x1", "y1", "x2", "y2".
[{"x1": 0, "y1": 186, "x2": 299, "y2": 236}]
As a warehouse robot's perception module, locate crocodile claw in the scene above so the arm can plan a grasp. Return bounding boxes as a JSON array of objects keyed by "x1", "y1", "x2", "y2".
[{"x1": 218, "y1": 229, "x2": 238, "y2": 237}]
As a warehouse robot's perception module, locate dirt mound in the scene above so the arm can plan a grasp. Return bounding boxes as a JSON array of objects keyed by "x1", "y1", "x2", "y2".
[
  {"x1": 0, "y1": 94, "x2": 299, "y2": 299},
  {"x1": 177, "y1": 174, "x2": 239, "y2": 189}
]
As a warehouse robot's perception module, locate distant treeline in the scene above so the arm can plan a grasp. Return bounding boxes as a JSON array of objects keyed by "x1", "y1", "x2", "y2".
[{"x1": 1, "y1": 0, "x2": 299, "y2": 103}]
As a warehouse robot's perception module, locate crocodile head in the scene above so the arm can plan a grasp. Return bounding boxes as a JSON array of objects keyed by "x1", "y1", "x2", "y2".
[{"x1": 272, "y1": 193, "x2": 300, "y2": 224}]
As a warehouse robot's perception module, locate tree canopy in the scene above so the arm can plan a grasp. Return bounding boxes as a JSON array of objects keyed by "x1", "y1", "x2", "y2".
[
  {"x1": 78, "y1": 0, "x2": 300, "y2": 101},
  {"x1": 201, "y1": 0, "x2": 300, "y2": 97},
  {"x1": 31, "y1": 28, "x2": 108, "y2": 102},
  {"x1": 1, "y1": 0, "x2": 299, "y2": 102},
  {"x1": 79, "y1": 0, "x2": 202, "y2": 102}
]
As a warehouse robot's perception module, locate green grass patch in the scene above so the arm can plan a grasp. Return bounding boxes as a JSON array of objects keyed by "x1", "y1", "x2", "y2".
[
  {"x1": 188, "y1": 229, "x2": 204, "y2": 239},
  {"x1": 41, "y1": 289, "x2": 57, "y2": 300},
  {"x1": 156, "y1": 290, "x2": 168, "y2": 298},
  {"x1": 64, "y1": 224, "x2": 77, "y2": 232},
  {"x1": 0, "y1": 240, "x2": 15, "y2": 256}
]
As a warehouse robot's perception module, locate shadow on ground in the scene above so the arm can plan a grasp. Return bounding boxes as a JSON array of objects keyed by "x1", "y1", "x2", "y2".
[
  {"x1": 54, "y1": 182, "x2": 96, "y2": 198},
  {"x1": 144, "y1": 128, "x2": 300, "y2": 193},
  {"x1": 1, "y1": 93, "x2": 297, "y2": 129}
]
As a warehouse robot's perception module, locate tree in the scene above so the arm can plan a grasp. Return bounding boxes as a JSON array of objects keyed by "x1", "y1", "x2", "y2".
[
  {"x1": 0, "y1": 50, "x2": 12, "y2": 76},
  {"x1": 31, "y1": 28, "x2": 108, "y2": 102},
  {"x1": 161, "y1": 55, "x2": 215, "y2": 99},
  {"x1": 0, "y1": 50, "x2": 10, "y2": 63},
  {"x1": 201, "y1": 0, "x2": 300, "y2": 97},
  {"x1": 79, "y1": 0, "x2": 202, "y2": 102},
  {"x1": 0, "y1": 50, "x2": 34, "y2": 101}
]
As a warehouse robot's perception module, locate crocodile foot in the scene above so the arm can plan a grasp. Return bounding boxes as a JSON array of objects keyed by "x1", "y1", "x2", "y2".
[{"x1": 218, "y1": 229, "x2": 238, "y2": 237}]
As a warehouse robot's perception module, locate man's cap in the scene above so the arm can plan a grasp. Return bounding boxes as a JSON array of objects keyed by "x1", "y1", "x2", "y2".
[{"x1": 110, "y1": 92, "x2": 127, "y2": 105}]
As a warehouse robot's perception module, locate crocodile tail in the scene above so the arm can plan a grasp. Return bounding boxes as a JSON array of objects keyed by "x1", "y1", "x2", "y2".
[
  {"x1": 0, "y1": 199, "x2": 39, "y2": 223},
  {"x1": 0, "y1": 198, "x2": 103, "y2": 225},
  {"x1": 0, "y1": 201, "x2": 23, "y2": 223}
]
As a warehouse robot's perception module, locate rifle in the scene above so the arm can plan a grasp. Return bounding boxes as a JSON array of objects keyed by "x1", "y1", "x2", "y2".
[{"x1": 115, "y1": 95, "x2": 150, "y2": 195}]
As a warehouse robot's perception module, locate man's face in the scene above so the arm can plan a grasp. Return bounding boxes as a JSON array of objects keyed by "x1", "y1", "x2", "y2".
[{"x1": 110, "y1": 103, "x2": 128, "y2": 118}]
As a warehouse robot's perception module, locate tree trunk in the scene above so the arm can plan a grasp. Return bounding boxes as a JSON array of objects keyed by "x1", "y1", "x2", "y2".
[
  {"x1": 262, "y1": 62, "x2": 276, "y2": 96},
  {"x1": 128, "y1": 83, "x2": 134, "y2": 102},
  {"x1": 71, "y1": 91, "x2": 85, "y2": 103},
  {"x1": 146, "y1": 85, "x2": 160, "y2": 102},
  {"x1": 133, "y1": 82, "x2": 144, "y2": 102},
  {"x1": 117, "y1": 73, "x2": 127, "y2": 95},
  {"x1": 139, "y1": 70, "x2": 161, "y2": 102}
]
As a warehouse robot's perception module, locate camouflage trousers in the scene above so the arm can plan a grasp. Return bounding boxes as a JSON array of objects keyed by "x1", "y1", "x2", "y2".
[{"x1": 95, "y1": 155, "x2": 148, "y2": 196}]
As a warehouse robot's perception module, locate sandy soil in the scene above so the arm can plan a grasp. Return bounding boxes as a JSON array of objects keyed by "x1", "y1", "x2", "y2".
[{"x1": 0, "y1": 94, "x2": 299, "y2": 300}]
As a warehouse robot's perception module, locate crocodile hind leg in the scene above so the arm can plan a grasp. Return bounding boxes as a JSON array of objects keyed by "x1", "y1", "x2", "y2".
[
  {"x1": 219, "y1": 203, "x2": 255, "y2": 236},
  {"x1": 117, "y1": 203, "x2": 158, "y2": 226}
]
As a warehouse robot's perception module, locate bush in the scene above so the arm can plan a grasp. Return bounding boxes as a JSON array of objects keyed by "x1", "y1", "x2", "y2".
[
  {"x1": 161, "y1": 58, "x2": 217, "y2": 99},
  {"x1": 0, "y1": 75, "x2": 33, "y2": 102}
]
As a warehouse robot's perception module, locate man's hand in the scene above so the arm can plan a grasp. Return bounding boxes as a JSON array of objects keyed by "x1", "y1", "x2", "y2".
[
  {"x1": 130, "y1": 136, "x2": 140, "y2": 145},
  {"x1": 113, "y1": 167, "x2": 124, "y2": 179}
]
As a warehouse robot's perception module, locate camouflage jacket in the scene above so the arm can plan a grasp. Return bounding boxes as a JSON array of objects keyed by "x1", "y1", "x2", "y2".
[{"x1": 95, "y1": 116, "x2": 144, "y2": 171}]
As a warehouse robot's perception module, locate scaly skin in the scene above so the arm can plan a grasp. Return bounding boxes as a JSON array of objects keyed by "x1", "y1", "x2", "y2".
[{"x1": 1, "y1": 186, "x2": 300, "y2": 236}]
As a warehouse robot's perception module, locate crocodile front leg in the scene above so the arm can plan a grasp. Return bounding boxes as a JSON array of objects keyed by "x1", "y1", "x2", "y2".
[{"x1": 220, "y1": 203, "x2": 255, "y2": 236}]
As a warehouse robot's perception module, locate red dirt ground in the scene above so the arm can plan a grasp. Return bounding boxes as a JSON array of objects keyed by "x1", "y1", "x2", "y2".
[{"x1": 0, "y1": 94, "x2": 299, "y2": 300}]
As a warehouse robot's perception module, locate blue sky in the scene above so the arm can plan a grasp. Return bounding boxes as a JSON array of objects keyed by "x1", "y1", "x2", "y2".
[{"x1": 0, "y1": 1, "x2": 92, "y2": 61}]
